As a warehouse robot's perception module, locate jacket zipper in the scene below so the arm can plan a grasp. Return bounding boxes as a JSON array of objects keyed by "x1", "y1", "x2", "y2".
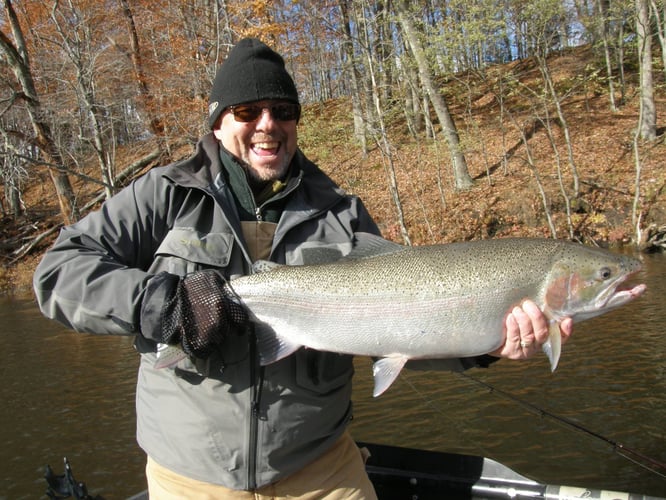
[
  {"x1": 242, "y1": 173, "x2": 323, "y2": 487},
  {"x1": 247, "y1": 325, "x2": 264, "y2": 490},
  {"x1": 246, "y1": 180, "x2": 302, "y2": 488},
  {"x1": 252, "y1": 175, "x2": 303, "y2": 225}
]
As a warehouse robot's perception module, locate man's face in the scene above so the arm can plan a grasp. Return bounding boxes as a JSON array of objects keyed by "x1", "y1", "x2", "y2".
[{"x1": 213, "y1": 100, "x2": 299, "y2": 183}]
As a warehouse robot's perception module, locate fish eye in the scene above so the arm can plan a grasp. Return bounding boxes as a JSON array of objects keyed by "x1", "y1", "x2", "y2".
[{"x1": 598, "y1": 267, "x2": 612, "y2": 280}]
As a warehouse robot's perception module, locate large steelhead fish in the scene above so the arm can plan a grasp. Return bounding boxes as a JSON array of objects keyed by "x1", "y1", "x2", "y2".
[{"x1": 157, "y1": 234, "x2": 646, "y2": 397}]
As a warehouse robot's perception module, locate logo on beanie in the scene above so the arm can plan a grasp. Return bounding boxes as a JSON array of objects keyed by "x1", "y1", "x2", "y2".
[{"x1": 208, "y1": 101, "x2": 219, "y2": 116}]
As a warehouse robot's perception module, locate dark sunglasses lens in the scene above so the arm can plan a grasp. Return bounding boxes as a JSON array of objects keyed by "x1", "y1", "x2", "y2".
[
  {"x1": 232, "y1": 106, "x2": 262, "y2": 122},
  {"x1": 272, "y1": 104, "x2": 300, "y2": 121},
  {"x1": 231, "y1": 104, "x2": 300, "y2": 122}
]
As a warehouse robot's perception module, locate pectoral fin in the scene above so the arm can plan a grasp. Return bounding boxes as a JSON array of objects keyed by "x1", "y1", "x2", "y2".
[
  {"x1": 541, "y1": 322, "x2": 562, "y2": 371},
  {"x1": 372, "y1": 356, "x2": 408, "y2": 397},
  {"x1": 255, "y1": 324, "x2": 302, "y2": 365}
]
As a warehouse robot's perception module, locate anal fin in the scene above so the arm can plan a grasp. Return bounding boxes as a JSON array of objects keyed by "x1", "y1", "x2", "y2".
[{"x1": 372, "y1": 356, "x2": 408, "y2": 397}]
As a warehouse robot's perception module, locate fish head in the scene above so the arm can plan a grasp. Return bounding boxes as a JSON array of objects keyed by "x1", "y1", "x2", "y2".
[{"x1": 544, "y1": 246, "x2": 646, "y2": 323}]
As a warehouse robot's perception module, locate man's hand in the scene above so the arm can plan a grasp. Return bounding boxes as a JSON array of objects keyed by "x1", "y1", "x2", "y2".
[
  {"x1": 141, "y1": 270, "x2": 248, "y2": 360},
  {"x1": 491, "y1": 300, "x2": 573, "y2": 360}
]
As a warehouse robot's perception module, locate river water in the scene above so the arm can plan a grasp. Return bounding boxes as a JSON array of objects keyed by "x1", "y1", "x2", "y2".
[{"x1": 1, "y1": 252, "x2": 665, "y2": 499}]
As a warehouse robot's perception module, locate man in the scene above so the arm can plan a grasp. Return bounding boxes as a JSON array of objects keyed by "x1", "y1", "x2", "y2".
[{"x1": 33, "y1": 38, "x2": 572, "y2": 499}]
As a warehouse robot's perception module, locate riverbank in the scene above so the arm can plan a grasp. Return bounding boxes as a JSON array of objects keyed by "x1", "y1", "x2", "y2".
[{"x1": 2, "y1": 46, "x2": 665, "y2": 295}]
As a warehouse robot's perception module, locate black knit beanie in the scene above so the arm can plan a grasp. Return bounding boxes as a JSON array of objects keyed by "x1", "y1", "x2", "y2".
[{"x1": 208, "y1": 38, "x2": 299, "y2": 129}]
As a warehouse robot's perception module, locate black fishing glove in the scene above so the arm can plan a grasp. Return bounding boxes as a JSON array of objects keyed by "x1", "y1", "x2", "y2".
[{"x1": 140, "y1": 270, "x2": 248, "y2": 359}]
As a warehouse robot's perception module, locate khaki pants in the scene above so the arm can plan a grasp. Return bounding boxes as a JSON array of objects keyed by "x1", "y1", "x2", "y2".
[{"x1": 146, "y1": 432, "x2": 378, "y2": 499}]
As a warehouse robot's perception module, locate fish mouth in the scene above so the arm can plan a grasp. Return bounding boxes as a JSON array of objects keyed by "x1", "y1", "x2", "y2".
[
  {"x1": 568, "y1": 270, "x2": 645, "y2": 324},
  {"x1": 602, "y1": 282, "x2": 646, "y2": 309},
  {"x1": 595, "y1": 269, "x2": 646, "y2": 310}
]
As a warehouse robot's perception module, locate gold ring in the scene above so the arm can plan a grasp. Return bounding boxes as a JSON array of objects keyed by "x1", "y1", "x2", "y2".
[{"x1": 520, "y1": 340, "x2": 533, "y2": 348}]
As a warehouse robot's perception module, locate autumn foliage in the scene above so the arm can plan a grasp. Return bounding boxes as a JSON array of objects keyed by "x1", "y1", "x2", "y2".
[{"x1": 0, "y1": 0, "x2": 665, "y2": 293}]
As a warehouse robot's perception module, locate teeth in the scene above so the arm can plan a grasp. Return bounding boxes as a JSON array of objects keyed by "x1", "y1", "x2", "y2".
[{"x1": 255, "y1": 142, "x2": 279, "y2": 150}]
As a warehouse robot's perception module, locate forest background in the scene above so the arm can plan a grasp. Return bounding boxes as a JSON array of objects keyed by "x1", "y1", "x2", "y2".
[{"x1": 0, "y1": 0, "x2": 664, "y2": 294}]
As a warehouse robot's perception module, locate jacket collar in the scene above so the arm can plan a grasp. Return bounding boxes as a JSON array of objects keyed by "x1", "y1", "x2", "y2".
[
  {"x1": 161, "y1": 133, "x2": 222, "y2": 190},
  {"x1": 161, "y1": 133, "x2": 348, "y2": 227}
]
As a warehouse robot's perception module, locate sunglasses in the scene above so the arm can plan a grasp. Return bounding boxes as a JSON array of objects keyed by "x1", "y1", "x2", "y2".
[{"x1": 228, "y1": 102, "x2": 301, "y2": 123}]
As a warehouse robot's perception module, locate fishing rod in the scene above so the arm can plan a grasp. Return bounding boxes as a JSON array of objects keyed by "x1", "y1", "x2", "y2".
[{"x1": 457, "y1": 372, "x2": 666, "y2": 480}]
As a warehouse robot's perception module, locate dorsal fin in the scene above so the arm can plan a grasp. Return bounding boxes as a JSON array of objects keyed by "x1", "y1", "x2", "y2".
[
  {"x1": 345, "y1": 232, "x2": 405, "y2": 260},
  {"x1": 252, "y1": 233, "x2": 404, "y2": 272}
]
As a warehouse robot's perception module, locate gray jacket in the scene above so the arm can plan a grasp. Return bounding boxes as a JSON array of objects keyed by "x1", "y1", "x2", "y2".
[
  {"x1": 33, "y1": 134, "x2": 493, "y2": 489},
  {"x1": 33, "y1": 133, "x2": 380, "y2": 489}
]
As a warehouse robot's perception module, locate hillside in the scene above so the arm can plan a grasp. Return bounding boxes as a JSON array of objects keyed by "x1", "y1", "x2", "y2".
[
  {"x1": 302, "y1": 46, "x2": 665, "y2": 245},
  {"x1": 1, "y1": 45, "x2": 665, "y2": 295}
]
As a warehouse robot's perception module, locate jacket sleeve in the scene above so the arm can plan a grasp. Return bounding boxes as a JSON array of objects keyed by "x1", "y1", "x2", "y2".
[{"x1": 33, "y1": 171, "x2": 172, "y2": 335}]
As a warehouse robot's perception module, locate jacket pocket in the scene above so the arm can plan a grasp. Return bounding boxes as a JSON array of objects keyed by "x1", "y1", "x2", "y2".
[
  {"x1": 150, "y1": 227, "x2": 234, "y2": 274},
  {"x1": 295, "y1": 349, "x2": 354, "y2": 395}
]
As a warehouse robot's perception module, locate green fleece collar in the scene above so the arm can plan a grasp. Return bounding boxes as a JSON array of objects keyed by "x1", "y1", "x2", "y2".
[{"x1": 218, "y1": 147, "x2": 297, "y2": 223}]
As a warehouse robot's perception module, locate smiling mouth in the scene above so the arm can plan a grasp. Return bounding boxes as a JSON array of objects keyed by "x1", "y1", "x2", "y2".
[{"x1": 252, "y1": 141, "x2": 280, "y2": 156}]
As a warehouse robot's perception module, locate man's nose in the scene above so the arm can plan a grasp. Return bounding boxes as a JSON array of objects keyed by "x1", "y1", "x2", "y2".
[{"x1": 255, "y1": 108, "x2": 277, "y2": 129}]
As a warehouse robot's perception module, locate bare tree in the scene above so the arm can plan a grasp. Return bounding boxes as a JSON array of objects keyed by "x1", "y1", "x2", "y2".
[
  {"x1": 650, "y1": 0, "x2": 666, "y2": 80},
  {"x1": 49, "y1": 0, "x2": 115, "y2": 199},
  {"x1": 636, "y1": 0, "x2": 657, "y2": 140},
  {"x1": 116, "y1": 0, "x2": 165, "y2": 137},
  {"x1": 0, "y1": 0, "x2": 78, "y2": 224},
  {"x1": 339, "y1": 0, "x2": 368, "y2": 153},
  {"x1": 524, "y1": 0, "x2": 581, "y2": 199},
  {"x1": 0, "y1": 133, "x2": 27, "y2": 218},
  {"x1": 596, "y1": 0, "x2": 619, "y2": 110},
  {"x1": 395, "y1": 1, "x2": 473, "y2": 190},
  {"x1": 359, "y1": 0, "x2": 411, "y2": 244}
]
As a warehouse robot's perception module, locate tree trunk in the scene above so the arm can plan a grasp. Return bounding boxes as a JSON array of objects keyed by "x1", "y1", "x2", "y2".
[
  {"x1": 3, "y1": 165, "x2": 23, "y2": 219},
  {"x1": 339, "y1": 0, "x2": 367, "y2": 154},
  {"x1": 50, "y1": 2, "x2": 115, "y2": 199},
  {"x1": 118, "y1": 0, "x2": 165, "y2": 136},
  {"x1": 649, "y1": 0, "x2": 666, "y2": 80},
  {"x1": 0, "y1": 0, "x2": 78, "y2": 224},
  {"x1": 361, "y1": 0, "x2": 411, "y2": 244},
  {"x1": 636, "y1": 0, "x2": 657, "y2": 141},
  {"x1": 616, "y1": 12, "x2": 627, "y2": 103},
  {"x1": 597, "y1": 0, "x2": 618, "y2": 111},
  {"x1": 537, "y1": 53, "x2": 581, "y2": 198},
  {"x1": 396, "y1": 2, "x2": 473, "y2": 190}
]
